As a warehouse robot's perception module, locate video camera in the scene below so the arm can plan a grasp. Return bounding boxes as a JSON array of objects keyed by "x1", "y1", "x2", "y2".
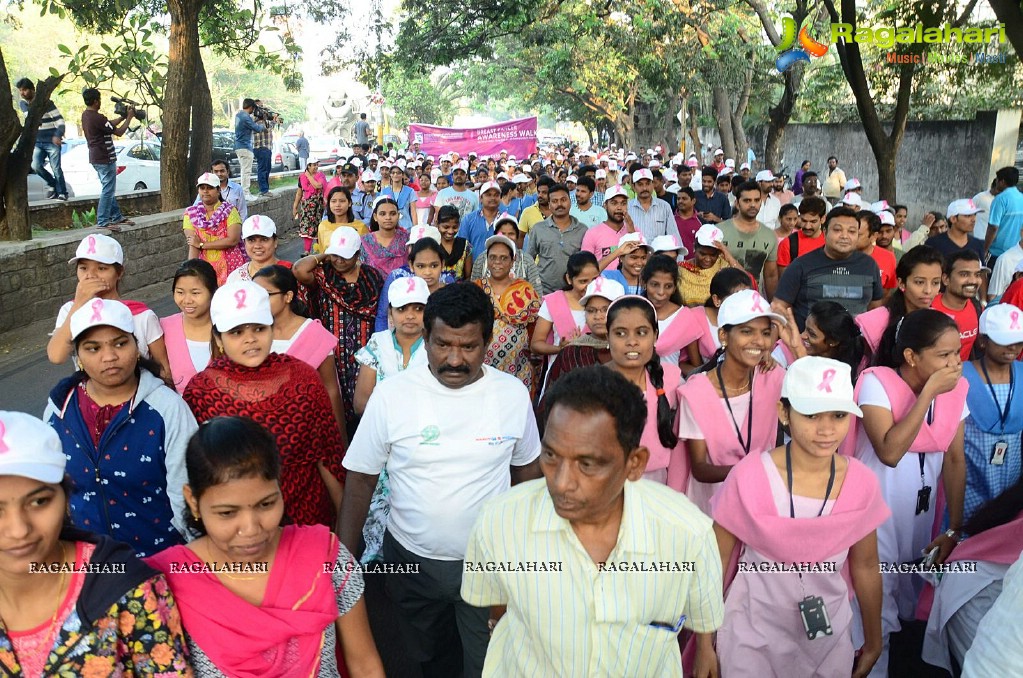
[
  {"x1": 111, "y1": 96, "x2": 147, "y2": 122},
  {"x1": 254, "y1": 104, "x2": 283, "y2": 129}
]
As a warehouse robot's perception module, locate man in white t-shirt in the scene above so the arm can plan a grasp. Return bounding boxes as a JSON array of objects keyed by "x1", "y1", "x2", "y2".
[
  {"x1": 434, "y1": 160, "x2": 480, "y2": 220},
  {"x1": 339, "y1": 282, "x2": 542, "y2": 677},
  {"x1": 755, "y1": 169, "x2": 781, "y2": 230}
]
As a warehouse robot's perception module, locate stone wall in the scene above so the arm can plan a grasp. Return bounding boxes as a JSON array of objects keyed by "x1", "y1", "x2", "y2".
[
  {"x1": 0, "y1": 193, "x2": 293, "y2": 337},
  {"x1": 697, "y1": 110, "x2": 1022, "y2": 224},
  {"x1": 29, "y1": 190, "x2": 163, "y2": 231}
]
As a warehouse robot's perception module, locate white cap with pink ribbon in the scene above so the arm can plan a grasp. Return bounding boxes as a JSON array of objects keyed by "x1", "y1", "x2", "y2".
[
  {"x1": 69, "y1": 298, "x2": 135, "y2": 341},
  {"x1": 0, "y1": 410, "x2": 67, "y2": 483},
  {"x1": 782, "y1": 356, "x2": 862, "y2": 416},
  {"x1": 210, "y1": 280, "x2": 273, "y2": 332}
]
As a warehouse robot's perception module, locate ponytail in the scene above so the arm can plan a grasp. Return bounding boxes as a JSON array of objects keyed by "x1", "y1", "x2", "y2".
[{"x1": 646, "y1": 356, "x2": 678, "y2": 448}]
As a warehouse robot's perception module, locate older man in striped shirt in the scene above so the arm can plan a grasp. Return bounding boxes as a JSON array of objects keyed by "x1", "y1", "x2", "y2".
[{"x1": 463, "y1": 366, "x2": 723, "y2": 677}]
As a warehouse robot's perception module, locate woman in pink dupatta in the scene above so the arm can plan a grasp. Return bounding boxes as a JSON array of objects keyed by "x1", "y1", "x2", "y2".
[
  {"x1": 185, "y1": 174, "x2": 247, "y2": 286},
  {"x1": 147, "y1": 417, "x2": 384, "y2": 678},
  {"x1": 712, "y1": 357, "x2": 890, "y2": 678}
]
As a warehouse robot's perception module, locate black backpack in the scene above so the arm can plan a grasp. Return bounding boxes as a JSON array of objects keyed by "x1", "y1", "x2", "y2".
[{"x1": 787, "y1": 231, "x2": 800, "y2": 259}]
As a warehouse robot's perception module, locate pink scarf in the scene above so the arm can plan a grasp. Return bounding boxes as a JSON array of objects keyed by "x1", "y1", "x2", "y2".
[
  {"x1": 655, "y1": 306, "x2": 708, "y2": 361},
  {"x1": 677, "y1": 367, "x2": 784, "y2": 466},
  {"x1": 147, "y1": 524, "x2": 341, "y2": 678},
  {"x1": 641, "y1": 363, "x2": 687, "y2": 491},
  {"x1": 711, "y1": 451, "x2": 891, "y2": 565},
  {"x1": 285, "y1": 319, "x2": 338, "y2": 369},
  {"x1": 159, "y1": 313, "x2": 197, "y2": 394},
  {"x1": 840, "y1": 366, "x2": 968, "y2": 457},
  {"x1": 543, "y1": 291, "x2": 587, "y2": 344},
  {"x1": 854, "y1": 306, "x2": 889, "y2": 356}
]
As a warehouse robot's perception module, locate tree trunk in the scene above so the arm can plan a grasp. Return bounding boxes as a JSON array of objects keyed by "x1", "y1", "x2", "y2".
[
  {"x1": 0, "y1": 49, "x2": 62, "y2": 241},
  {"x1": 687, "y1": 103, "x2": 701, "y2": 160},
  {"x1": 662, "y1": 95, "x2": 678, "y2": 153},
  {"x1": 711, "y1": 86, "x2": 736, "y2": 159},
  {"x1": 187, "y1": 53, "x2": 213, "y2": 184},
  {"x1": 764, "y1": 65, "x2": 804, "y2": 171},
  {"x1": 161, "y1": 0, "x2": 201, "y2": 211},
  {"x1": 988, "y1": 0, "x2": 1023, "y2": 58}
]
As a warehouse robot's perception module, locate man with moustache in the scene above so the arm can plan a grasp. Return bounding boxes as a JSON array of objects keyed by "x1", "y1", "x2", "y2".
[
  {"x1": 717, "y1": 181, "x2": 780, "y2": 298},
  {"x1": 459, "y1": 180, "x2": 504, "y2": 257},
  {"x1": 693, "y1": 166, "x2": 731, "y2": 224},
  {"x1": 628, "y1": 168, "x2": 682, "y2": 243},
  {"x1": 776, "y1": 196, "x2": 828, "y2": 274},
  {"x1": 581, "y1": 185, "x2": 637, "y2": 271},
  {"x1": 462, "y1": 366, "x2": 723, "y2": 677},
  {"x1": 435, "y1": 161, "x2": 480, "y2": 220},
  {"x1": 526, "y1": 183, "x2": 588, "y2": 294},
  {"x1": 772, "y1": 206, "x2": 884, "y2": 330},
  {"x1": 932, "y1": 250, "x2": 984, "y2": 360},
  {"x1": 519, "y1": 175, "x2": 555, "y2": 235},
  {"x1": 339, "y1": 283, "x2": 542, "y2": 678}
]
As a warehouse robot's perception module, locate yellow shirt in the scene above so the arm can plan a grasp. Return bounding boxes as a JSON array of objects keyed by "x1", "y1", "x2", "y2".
[
  {"x1": 316, "y1": 219, "x2": 368, "y2": 253},
  {"x1": 461, "y1": 479, "x2": 723, "y2": 677},
  {"x1": 679, "y1": 258, "x2": 729, "y2": 307},
  {"x1": 518, "y1": 205, "x2": 548, "y2": 235}
]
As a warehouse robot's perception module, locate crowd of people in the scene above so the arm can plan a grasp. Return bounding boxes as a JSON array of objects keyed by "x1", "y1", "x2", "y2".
[{"x1": 4, "y1": 137, "x2": 1022, "y2": 678}]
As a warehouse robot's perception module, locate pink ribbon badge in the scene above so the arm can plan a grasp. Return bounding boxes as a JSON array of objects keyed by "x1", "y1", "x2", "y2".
[
  {"x1": 89, "y1": 299, "x2": 104, "y2": 323},
  {"x1": 235, "y1": 290, "x2": 247, "y2": 309},
  {"x1": 85, "y1": 236, "x2": 97, "y2": 254},
  {"x1": 817, "y1": 368, "x2": 837, "y2": 393},
  {"x1": 406, "y1": 278, "x2": 418, "y2": 293},
  {"x1": 750, "y1": 292, "x2": 765, "y2": 313},
  {"x1": 251, "y1": 216, "x2": 260, "y2": 231},
  {"x1": 593, "y1": 278, "x2": 604, "y2": 292},
  {"x1": 1012, "y1": 311, "x2": 1021, "y2": 330},
  {"x1": 0, "y1": 420, "x2": 8, "y2": 454}
]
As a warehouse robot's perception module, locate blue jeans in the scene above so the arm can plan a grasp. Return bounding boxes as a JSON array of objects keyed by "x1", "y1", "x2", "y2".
[
  {"x1": 91, "y1": 162, "x2": 124, "y2": 226},
  {"x1": 33, "y1": 141, "x2": 66, "y2": 196},
  {"x1": 254, "y1": 146, "x2": 271, "y2": 193}
]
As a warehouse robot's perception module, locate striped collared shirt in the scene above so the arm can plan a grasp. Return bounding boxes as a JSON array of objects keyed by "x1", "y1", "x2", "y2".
[
  {"x1": 628, "y1": 197, "x2": 682, "y2": 243},
  {"x1": 462, "y1": 479, "x2": 723, "y2": 677}
]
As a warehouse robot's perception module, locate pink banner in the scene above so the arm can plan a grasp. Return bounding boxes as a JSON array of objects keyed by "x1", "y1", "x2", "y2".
[{"x1": 408, "y1": 117, "x2": 538, "y2": 159}]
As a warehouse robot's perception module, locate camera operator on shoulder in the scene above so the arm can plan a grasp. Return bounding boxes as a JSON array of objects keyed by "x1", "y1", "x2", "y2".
[
  {"x1": 251, "y1": 99, "x2": 281, "y2": 197},
  {"x1": 81, "y1": 88, "x2": 135, "y2": 232}
]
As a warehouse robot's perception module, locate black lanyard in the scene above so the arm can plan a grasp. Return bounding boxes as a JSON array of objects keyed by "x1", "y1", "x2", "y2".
[
  {"x1": 716, "y1": 362, "x2": 754, "y2": 456},
  {"x1": 918, "y1": 402, "x2": 935, "y2": 489},
  {"x1": 979, "y1": 357, "x2": 1015, "y2": 432},
  {"x1": 786, "y1": 443, "x2": 836, "y2": 519}
]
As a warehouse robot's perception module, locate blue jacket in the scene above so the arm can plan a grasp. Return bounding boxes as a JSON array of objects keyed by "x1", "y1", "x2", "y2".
[
  {"x1": 234, "y1": 110, "x2": 265, "y2": 150},
  {"x1": 44, "y1": 370, "x2": 197, "y2": 557}
]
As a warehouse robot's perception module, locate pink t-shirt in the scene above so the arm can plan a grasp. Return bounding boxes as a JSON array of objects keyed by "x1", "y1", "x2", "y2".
[
  {"x1": 299, "y1": 172, "x2": 327, "y2": 199},
  {"x1": 581, "y1": 222, "x2": 626, "y2": 271}
]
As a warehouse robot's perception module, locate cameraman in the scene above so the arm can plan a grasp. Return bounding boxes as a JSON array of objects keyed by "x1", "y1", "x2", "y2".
[
  {"x1": 252, "y1": 99, "x2": 277, "y2": 197},
  {"x1": 17, "y1": 77, "x2": 68, "y2": 201},
  {"x1": 233, "y1": 98, "x2": 266, "y2": 195},
  {"x1": 81, "y1": 87, "x2": 134, "y2": 231}
]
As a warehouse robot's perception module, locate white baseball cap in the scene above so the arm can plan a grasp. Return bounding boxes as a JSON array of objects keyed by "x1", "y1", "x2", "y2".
[
  {"x1": 782, "y1": 356, "x2": 862, "y2": 417},
  {"x1": 979, "y1": 303, "x2": 1023, "y2": 346},
  {"x1": 755, "y1": 170, "x2": 775, "y2": 182},
  {"x1": 367, "y1": 153, "x2": 379, "y2": 161},
  {"x1": 618, "y1": 232, "x2": 652, "y2": 252},
  {"x1": 566, "y1": 175, "x2": 578, "y2": 184},
  {"x1": 454, "y1": 161, "x2": 469, "y2": 171},
  {"x1": 604, "y1": 185, "x2": 629, "y2": 202},
  {"x1": 350, "y1": 157, "x2": 363, "y2": 168},
  {"x1": 0, "y1": 411, "x2": 66, "y2": 483},
  {"x1": 841, "y1": 192, "x2": 865, "y2": 208},
  {"x1": 717, "y1": 289, "x2": 786, "y2": 327},
  {"x1": 878, "y1": 211, "x2": 896, "y2": 226},
  {"x1": 695, "y1": 224, "x2": 724, "y2": 248},
  {"x1": 512, "y1": 174, "x2": 531, "y2": 184},
  {"x1": 844, "y1": 178, "x2": 862, "y2": 191},
  {"x1": 649, "y1": 160, "x2": 662, "y2": 169},
  {"x1": 650, "y1": 234, "x2": 687, "y2": 258},
  {"x1": 494, "y1": 212, "x2": 519, "y2": 230},
  {"x1": 579, "y1": 276, "x2": 626, "y2": 306},
  {"x1": 714, "y1": 148, "x2": 724, "y2": 155},
  {"x1": 947, "y1": 198, "x2": 985, "y2": 218},
  {"x1": 408, "y1": 225, "x2": 442, "y2": 245},
  {"x1": 595, "y1": 169, "x2": 607, "y2": 179},
  {"x1": 632, "y1": 168, "x2": 653, "y2": 182},
  {"x1": 496, "y1": 172, "x2": 511, "y2": 181},
  {"x1": 662, "y1": 168, "x2": 678, "y2": 182},
  {"x1": 242, "y1": 215, "x2": 276, "y2": 239},
  {"x1": 210, "y1": 280, "x2": 273, "y2": 332},
  {"x1": 740, "y1": 162, "x2": 751, "y2": 171},
  {"x1": 725, "y1": 159, "x2": 735, "y2": 168},
  {"x1": 479, "y1": 180, "x2": 501, "y2": 195},
  {"x1": 686, "y1": 157, "x2": 699, "y2": 168},
  {"x1": 484, "y1": 234, "x2": 517, "y2": 257},
  {"x1": 325, "y1": 226, "x2": 362, "y2": 259},
  {"x1": 871, "y1": 200, "x2": 892, "y2": 214},
  {"x1": 665, "y1": 184, "x2": 682, "y2": 195},
  {"x1": 389, "y1": 275, "x2": 430, "y2": 308},
  {"x1": 69, "y1": 298, "x2": 134, "y2": 341},
  {"x1": 360, "y1": 170, "x2": 377, "y2": 183},
  {"x1": 196, "y1": 172, "x2": 219, "y2": 187},
  {"x1": 69, "y1": 233, "x2": 123, "y2": 265}
]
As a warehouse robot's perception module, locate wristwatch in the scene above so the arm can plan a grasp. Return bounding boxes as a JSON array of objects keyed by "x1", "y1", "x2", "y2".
[
  {"x1": 198, "y1": 242, "x2": 204, "y2": 250},
  {"x1": 944, "y1": 528, "x2": 960, "y2": 541}
]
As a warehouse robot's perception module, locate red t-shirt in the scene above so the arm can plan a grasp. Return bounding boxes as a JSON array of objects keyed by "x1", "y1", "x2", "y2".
[
  {"x1": 776, "y1": 231, "x2": 825, "y2": 267},
  {"x1": 868, "y1": 246, "x2": 898, "y2": 289},
  {"x1": 932, "y1": 293, "x2": 979, "y2": 360},
  {"x1": 1000, "y1": 277, "x2": 1023, "y2": 308}
]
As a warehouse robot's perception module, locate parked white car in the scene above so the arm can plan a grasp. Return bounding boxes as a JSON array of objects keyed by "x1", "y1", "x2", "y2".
[{"x1": 62, "y1": 141, "x2": 162, "y2": 197}]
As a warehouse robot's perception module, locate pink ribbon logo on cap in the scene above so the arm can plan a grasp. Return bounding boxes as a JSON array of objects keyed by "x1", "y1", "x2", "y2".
[
  {"x1": 817, "y1": 368, "x2": 836, "y2": 393},
  {"x1": 234, "y1": 289, "x2": 247, "y2": 309},
  {"x1": 593, "y1": 278, "x2": 604, "y2": 293},
  {"x1": 85, "y1": 236, "x2": 97, "y2": 255},
  {"x1": 89, "y1": 299, "x2": 104, "y2": 323},
  {"x1": 406, "y1": 278, "x2": 418, "y2": 293},
  {"x1": 750, "y1": 292, "x2": 765, "y2": 313},
  {"x1": 251, "y1": 216, "x2": 260, "y2": 231},
  {"x1": 1011, "y1": 310, "x2": 1021, "y2": 330},
  {"x1": 0, "y1": 420, "x2": 8, "y2": 454}
]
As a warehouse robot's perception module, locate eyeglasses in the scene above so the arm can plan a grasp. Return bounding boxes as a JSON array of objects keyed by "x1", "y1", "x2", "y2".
[{"x1": 265, "y1": 291, "x2": 284, "y2": 297}]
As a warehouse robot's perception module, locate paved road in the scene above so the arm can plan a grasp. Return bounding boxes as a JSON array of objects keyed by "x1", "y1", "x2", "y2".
[{"x1": 0, "y1": 236, "x2": 305, "y2": 415}]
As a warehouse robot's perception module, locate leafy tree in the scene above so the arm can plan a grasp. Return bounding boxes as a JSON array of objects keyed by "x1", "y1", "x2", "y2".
[{"x1": 380, "y1": 66, "x2": 456, "y2": 128}]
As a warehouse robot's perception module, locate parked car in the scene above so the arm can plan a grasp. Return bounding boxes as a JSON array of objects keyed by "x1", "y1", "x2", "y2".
[
  {"x1": 62, "y1": 140, "x2": 162, "y2": 196},
  {"x1": 273, "y1": 142, "x2": 299, "y2": 171},
  {"x1": 212, "y1": 130, "x2": 241, "y2": 177},
  {"x1": 308, "y1": 137, "x2": 354, "y2": 167},
  {"x1": 27, "y1": 171, "x2": 75, "y2": 202}
]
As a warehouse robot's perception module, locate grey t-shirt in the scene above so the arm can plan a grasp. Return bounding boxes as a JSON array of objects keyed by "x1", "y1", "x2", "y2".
[
  {"x1": 775, "y1": 247, "x2": 883, "y2": 330},
  {"x1": 354, "y1": 120, "x2": 371, "y2": 144},
  {"x1": 717, "y1": 219, "x2": 778, "y2": 280}
]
